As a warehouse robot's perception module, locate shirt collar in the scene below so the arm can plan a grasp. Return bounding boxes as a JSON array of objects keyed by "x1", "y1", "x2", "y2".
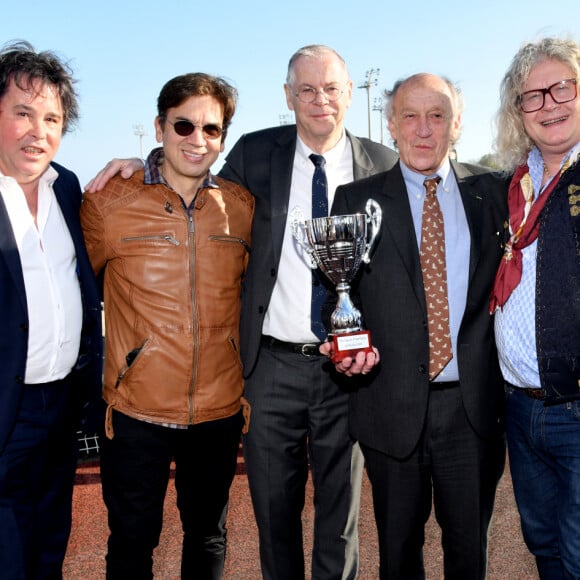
[
  {"x1": 295, "y1": 130, "x2": 348, "y2": 167},
  {"x1": 0, "y1": 163, "x2": 59, "y2": 188},
  {"x1": 528, "y1": 141, "x2": 580, "y2": 194},
  {"x1": 399, "y1": 158, "x2": 452, "y2": 192}
]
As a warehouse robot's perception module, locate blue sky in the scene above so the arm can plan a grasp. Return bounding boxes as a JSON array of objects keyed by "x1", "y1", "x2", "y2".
[{"x1": 4, "y1": 0, "x2": 579, "y2": 186}]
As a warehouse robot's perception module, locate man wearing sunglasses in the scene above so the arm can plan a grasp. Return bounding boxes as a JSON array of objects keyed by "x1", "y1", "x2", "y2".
[
  {"x1": 85, "y1": 45, "x2": 398, "y2": 579},
  {"x1": 80, "y1": 73, "x2": 254, "y2": 579}
]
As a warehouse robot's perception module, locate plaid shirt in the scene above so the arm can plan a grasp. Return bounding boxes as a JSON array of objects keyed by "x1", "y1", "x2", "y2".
[{"x1": 144, "y1": 147, "x2": 219, "y2": 208}]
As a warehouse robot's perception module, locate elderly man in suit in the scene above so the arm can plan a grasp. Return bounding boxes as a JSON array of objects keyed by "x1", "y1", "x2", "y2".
[
  {"x1": 218, "y1": 45, "x2": 397, "y2": 580},
  {"x1": 0, "y1": 41, "x2": 102, "y2": 579},
  {"x1": 322, "y1": 73, "x2": 508, "y2": 579}
]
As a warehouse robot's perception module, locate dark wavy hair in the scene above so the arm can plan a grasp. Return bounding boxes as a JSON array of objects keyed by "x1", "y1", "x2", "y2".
[
  {"x1": 156, "y1": 73, "x2": 237, "y2": 142},
  {"x1": 0, "y1": 40, "x2": 79, "y2": 134}
]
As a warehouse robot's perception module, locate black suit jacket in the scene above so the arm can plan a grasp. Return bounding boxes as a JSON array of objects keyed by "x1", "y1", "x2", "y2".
[
  {"x1": 0, "y1": 163, "x2": 103, "y2": 453},
  {"x1": 332, "y1": 161, "x2": 509, "y2": 459},
  {"x1": 219, "y1": 124, "x2": 398, "y2": 377}
]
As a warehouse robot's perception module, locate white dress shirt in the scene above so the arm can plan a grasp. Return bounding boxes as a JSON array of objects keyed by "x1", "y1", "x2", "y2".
[
  {"x1": 262, "y1": 132, "x2": 354, "y2": 343},
  {"x1": 0, "y1": 166, "x2": 82, "y2": 383}
]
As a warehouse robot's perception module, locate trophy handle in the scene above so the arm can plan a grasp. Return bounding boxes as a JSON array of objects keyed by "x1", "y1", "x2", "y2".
[
  {"x1": 289, "y1": 206, "x2": 318, "y2": 268},
  {"x1": 362, "y1": 199, "x2": 382, "y2": 263}
]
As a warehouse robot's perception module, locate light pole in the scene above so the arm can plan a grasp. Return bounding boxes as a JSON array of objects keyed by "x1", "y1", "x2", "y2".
[
  {"x1": 358, "y1": 68, "x2": 379, "y2": 140},
  {"x1": 133, "y1": 124, "x2": 146, "y2": 159},
  {"x1": 372, "y1": 97, "x2": 384, "y2": 144}
]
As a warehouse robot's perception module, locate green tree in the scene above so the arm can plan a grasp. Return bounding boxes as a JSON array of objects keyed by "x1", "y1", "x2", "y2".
[{"x1": 476, "y1": 153, "x2": 501, "y2": 169}]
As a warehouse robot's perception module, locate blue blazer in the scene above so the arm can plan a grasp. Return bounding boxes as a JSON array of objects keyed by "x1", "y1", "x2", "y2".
[{"x1": 0, "y1": 162, "x2": 103, "y2": 453}]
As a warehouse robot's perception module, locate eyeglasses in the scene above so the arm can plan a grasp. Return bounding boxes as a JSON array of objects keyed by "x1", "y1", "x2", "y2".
[
  {"x1": 294, "y1": 85, "x2": 344, "y2": 104},
  {"x1": 169, "y1": 119, "x2": 223, "y2": 139},
  {"x1": 518, "y1": 78, "x2": 578, "y2": 113}
]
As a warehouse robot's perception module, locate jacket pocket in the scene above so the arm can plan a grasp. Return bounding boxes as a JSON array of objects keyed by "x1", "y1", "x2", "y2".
[
  {"x1": 208, "y1": 234, "x2": 250, "y2": 253},
  {"x1": 114, "y1": 338, "x2": 150, "y2": 388},
  {"x1": 229, "y1": 335, "x2": 244, "y2": 372},
  {"x1": 121, "y1": 234, "x2": 180, "y2": 246}
]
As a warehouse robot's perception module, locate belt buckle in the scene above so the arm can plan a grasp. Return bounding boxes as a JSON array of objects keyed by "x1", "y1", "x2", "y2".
[
  {"x1": 300, "y1": 343, "x2": 318, "y2": 357},
  {"x1": 526, "y1": 388, "x2": 547, "y2": 400}
]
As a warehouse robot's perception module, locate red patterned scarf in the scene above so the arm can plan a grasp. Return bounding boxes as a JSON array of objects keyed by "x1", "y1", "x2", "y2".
[{"x1": 489, "y1": 163, "x2": 560, "y2": 313}]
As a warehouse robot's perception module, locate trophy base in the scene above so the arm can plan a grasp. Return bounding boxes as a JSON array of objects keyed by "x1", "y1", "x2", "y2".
[{"x1": 329, "y1": 330, "x2": 373, "y2": 363}]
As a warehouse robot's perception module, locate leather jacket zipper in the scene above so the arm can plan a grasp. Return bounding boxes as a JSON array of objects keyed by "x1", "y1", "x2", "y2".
[
  {"x1": 121, "y1": 234, "x2": 180, "y2": 246},
  {"x1": 188, "y1": 213, "x2": 198, "y2": 424},
  {"x1": 208, "y1": 234, "x2": 251, "y2": 253}
]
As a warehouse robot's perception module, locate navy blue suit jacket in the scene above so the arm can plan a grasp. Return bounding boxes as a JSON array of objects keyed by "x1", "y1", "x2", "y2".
[{"x1": 0, "y1": 162, "x2": 103, "y2": 453}]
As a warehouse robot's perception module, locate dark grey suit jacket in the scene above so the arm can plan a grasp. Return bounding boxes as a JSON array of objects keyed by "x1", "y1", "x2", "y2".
[
  {"x1": 219, "y1": 124, "x2": 398, "y2": 377},
  {"x1": 332, "y1": 161, "x2": 509, "y2": 459}
]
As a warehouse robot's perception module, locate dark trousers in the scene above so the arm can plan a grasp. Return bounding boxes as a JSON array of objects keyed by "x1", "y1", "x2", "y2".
[
  {"x1": 0, "y1": 378, "x2": 78, "y2": 580},
  {"x1": 362, "y1": 385, "x2": 506, "y2": 580},
  {"x1": 100, "y1": 409, "x2": 243, "y2": 580},
  {"x1": 242, "y1": 342, "x2": 363, "y2": 580}
]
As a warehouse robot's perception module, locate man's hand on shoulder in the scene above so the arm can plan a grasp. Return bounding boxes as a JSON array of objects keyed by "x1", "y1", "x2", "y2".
[{"x1": 85, "y1": 158, "x2": 144, "y2": 192}]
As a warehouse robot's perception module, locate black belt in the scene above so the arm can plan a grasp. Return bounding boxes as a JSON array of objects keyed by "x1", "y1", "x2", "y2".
[
  {"x1": 429, "y1": 380, "x2": 460, "y2": 390},
  {"x1": 507, "y1": 382, "x2": 547, "y2": 400},
  {"x1": 23, "y1": 376, "x2": 69, "y2": 388},
  {"x1": 261, "y1": 335, "x2": 322, "y2": 357}
]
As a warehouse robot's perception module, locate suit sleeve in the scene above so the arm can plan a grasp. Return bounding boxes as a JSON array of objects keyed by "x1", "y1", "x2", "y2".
[
  {"x1": 332, "y1": 184, "x2": 351, "y2": 216},
  {"x1": 219, "y1": 137, "x2": 248, "y2": 188}
]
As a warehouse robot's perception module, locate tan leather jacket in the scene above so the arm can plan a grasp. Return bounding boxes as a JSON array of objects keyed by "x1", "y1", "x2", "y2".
[{"x1": 80, "y1": 171, "x2": 254, "y2": 437}]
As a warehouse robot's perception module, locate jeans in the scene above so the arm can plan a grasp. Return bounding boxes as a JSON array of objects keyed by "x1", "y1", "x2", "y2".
[{"x1": 506, "y1": 385, "x2": 580, "y2": 580}]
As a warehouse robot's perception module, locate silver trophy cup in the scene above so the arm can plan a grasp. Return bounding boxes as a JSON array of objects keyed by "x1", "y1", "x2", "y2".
[{"x1": 291, "y1": 199, "x2": 382, "y2": 361}]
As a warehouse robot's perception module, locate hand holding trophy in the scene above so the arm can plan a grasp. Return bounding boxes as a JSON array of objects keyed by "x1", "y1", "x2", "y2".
[{"x1": 291, "y1": 199, "x2": 382, "y2": 363}]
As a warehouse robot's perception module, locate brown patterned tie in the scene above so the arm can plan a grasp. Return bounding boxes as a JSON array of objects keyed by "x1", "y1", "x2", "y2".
[{"x1": 420, "y1": 177, "x2": 452, "y2": 379}]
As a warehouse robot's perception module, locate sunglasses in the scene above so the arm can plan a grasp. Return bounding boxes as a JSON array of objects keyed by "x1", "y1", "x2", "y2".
[{"x1": 169, "y1": 119, "x2": 223, "y2": 139}]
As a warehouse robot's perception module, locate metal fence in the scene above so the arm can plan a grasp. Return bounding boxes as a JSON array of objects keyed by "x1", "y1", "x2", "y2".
[{"x1": 77, "y1": 431, "x2": 100, "y2": 458}]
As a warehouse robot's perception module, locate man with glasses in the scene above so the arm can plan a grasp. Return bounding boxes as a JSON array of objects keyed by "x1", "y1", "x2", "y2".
[
  {"x1": 491, "y1": 37, "x2": 580, "y2": 578},
  {"x1": 85, "y1": 45, "x2": 397, "y2": 579},
  {"x1": 219, "y1": 45, "x2": 397, "y2": 579},
  {"x1": 320, "y1": 72, "x2": 508, "y2": 580},
  {"x1": 80, "y1": 73, "x2": 254, "y2": 579}
]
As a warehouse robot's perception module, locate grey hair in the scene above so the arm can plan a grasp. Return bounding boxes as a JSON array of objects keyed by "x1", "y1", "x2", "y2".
[
  {"x1": 286, "y1": 45, "x2": 350, "y2": 87},
  {"x1": 495, "y1": 36, "x2": 580, "y2": 172},
  {"x1": 384, "y1": 73, "x2": 464, "y2": 147}
]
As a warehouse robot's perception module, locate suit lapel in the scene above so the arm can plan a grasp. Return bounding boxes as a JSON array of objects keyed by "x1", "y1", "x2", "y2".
[
  {"x1": 269, "y1": 128, "x2": 297, "y2": 265},
  {"x1": 376, "y1": 164, "x2": 427, "y2": 311},
  {"x1": 52, "y1": 166, "x2": 95, "y2": 286},
  {"x1": 0, "y1": 194, "x2": 27, "y2": 311},
  {"x1": 53, "y1": 174, "x2": 82, "y2": 256},
  {"x1": 349, "y1": 131, "x2": 376, "y2": 180},
  {"x1": 452, "y1": 161, "x2": 483, "y2": 282}
]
